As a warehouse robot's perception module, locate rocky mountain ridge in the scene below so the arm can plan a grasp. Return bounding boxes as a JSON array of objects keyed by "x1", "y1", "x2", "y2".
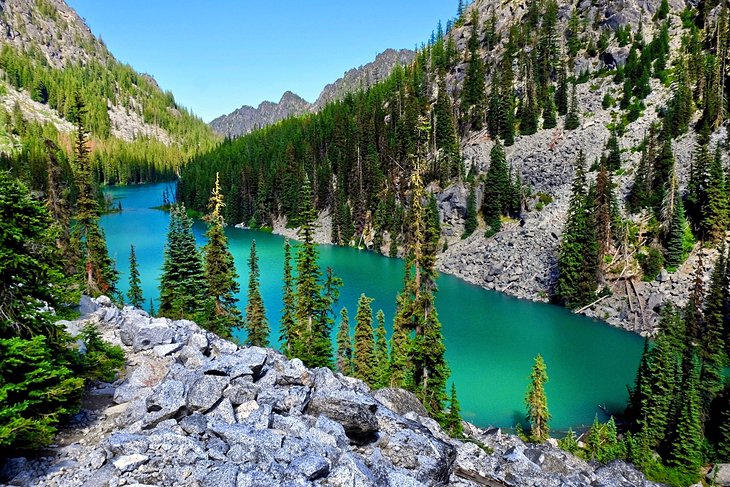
[
  {"x1": 0, "y1": 0, "x2": 211, "y2": 145},
  {"x1": 210, "y1": 48, "x2": 415, "y2": 138},
  {"x1": 0, "y1": 297, "x2": 662, "y2": 487}
]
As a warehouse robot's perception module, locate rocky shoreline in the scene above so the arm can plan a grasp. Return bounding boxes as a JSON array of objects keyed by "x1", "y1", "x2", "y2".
[{"x1": 0, "y1": 297, "x2": 661, "y2": 487}]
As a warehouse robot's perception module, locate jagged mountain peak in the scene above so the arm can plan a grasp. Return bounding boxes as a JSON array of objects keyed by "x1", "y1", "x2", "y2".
[{"x1": 210, "y1": 47, "x2": 415, "y2": 138}]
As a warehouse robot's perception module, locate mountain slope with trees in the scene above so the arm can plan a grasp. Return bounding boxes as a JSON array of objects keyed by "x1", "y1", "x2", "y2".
[{"x1": 179, "y1": 0, "x2": 730, "y2": 336}]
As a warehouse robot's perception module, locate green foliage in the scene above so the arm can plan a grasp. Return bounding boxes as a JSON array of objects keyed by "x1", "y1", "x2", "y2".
[
  {"x1": 556, "y1": 152, "x2": 599, "y2": 308},
  {"x1": 353, "y1": 294, "x2": 376, "y2": 386},
  {"x1": 445, "y1": 383, "x2": 464, "y2": 438},
  {"x1": 78, "y1": 324, "x2": 125, "y2": 383},
  {"x1": 564, "y1": 84, "x2": 580, "y2": 130},
  {"x1": 0, "y1": 336, "x2": 84, "y2": 451},
  {"x1": 244, "y1": 240, "x2": 268, "y2": 347},
  {"x1": 638, "y1": 247, "x2": 665, "y2": 281},
  {"x1": 582, "y1": 417, "x2": 626, "y2": 463},
  {"x1": 335, "y1": 307, "x2": 353, "y2": 375},
  {"x1": 127, "y1": 244, "x2": 144, "y2": 308},
  {"x1": 558, "y1": 429, "x2": 580, "y2": 454},
  {"x1": 525, "y1": 354, "x2": 550, "y2": 442},
  {"x1": 462, "y1": 185, "x2": 477, "y2": 238},
  {"x1": 373, "y1": 310, "x2": 390, "y2": 389},
  {"x1": 72, "y1": 94, "x2": 117, "y2": 297},
  {"x1": 482, "y1": 142, "x2": 512, "y2": 236},
  {"x1": 0, "y1": 171, "x2": 71, "y2": 339},
  {"x1": 159, "y1": 204, "x2": 207, "y2": 323}
]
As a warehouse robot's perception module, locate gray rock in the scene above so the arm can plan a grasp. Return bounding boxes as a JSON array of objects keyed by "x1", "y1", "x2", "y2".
[
  {"x1": 709, "y1": 463, "x2": 730, "y2": 487},
  {"x1": 236, "y1": 346, "x2": 268, "y2": 377},
  {"x1": 223, "y1": 381, "x2": 259, "y2": 405},
  {"x1": 206, "y1": 397, "x2": 236, "y2": 425},
  {"x1": 143, "y1": 379, "x2": 185, "y2": 427},
  {"x1": 245, "y1": 402, "x2": 273, "y2": 429},
  {"x1": 373, "y1": 388, "x2": 428, "y2": 417},
  {"x1": 287, "y1": 454, "x2": 330, "y2": 481},
  {"x1": 112, "y1": 454, "x2": 149, "y2": 473},
  {"x1": 187, "y1": 375, "x2": 230, "y2": 412},
  {"x1": 78, "y1": 295, "x2": 99, "y2": 315},
  {"x1": 324, "y1": 453, "x2": 378, "y2": 487},
  {"x1": 103, "y1": 432, "x2": 149, "y2": 455},
  {"x1": 203, "y1": 465, "x2": 239, "y2": 487},
  {"x1": 153, "y1": 342, "x2": 183, "y2": 357},
  {"x1": 179, "y1": 412, "x2": 207, "y2": 436},
  {"x1": 306, "y1": 390, "x2": 379, "y2": 444}
]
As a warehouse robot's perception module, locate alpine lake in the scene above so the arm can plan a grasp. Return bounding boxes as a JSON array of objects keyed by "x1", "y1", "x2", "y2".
[{"x1": 101, "y1": 182, "x2": 644, "y2": 432}]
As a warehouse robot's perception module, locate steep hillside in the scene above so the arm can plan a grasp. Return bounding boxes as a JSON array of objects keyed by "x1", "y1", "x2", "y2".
[
  {"x1": 179, "y1": 0, "x2": 730, "y2": 338},
  {"x1": 0, "y1": 0, "x2": 218, "y2": 184},
  {"x1": 210, "y1": 48, "x2": 415, "y2": 138}
]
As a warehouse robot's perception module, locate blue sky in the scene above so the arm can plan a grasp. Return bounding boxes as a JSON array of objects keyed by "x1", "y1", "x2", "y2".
[{"x1": 66, "y1": 1, "x2": 457, "y2": 122}]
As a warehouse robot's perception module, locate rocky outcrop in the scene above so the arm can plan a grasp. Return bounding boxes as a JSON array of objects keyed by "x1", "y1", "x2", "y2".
[
  {"x1": 209, "y1": 91, "x2": 312, "y2": 139},
  {"x1": 0, "y1": 298, "x2": 660, "y2": 486},
  {"x1": 209, "y1": 48, "x2": 414, "y2": 138},
  {"x1": 312, "y1": 48, "x2": 415, "y2": 111}
]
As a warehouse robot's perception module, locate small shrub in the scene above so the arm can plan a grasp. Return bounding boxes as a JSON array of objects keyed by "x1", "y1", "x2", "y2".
[
  {"x1": 638, "y1": 247, "x2": 664, "y2": 281},
  {"x1": 79, "y1": 325, "x2": 125, "y2": 383}
]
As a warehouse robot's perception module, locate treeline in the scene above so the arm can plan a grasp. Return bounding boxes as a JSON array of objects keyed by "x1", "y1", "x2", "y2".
[
  {"x1": 0, "y1": 42, "x2": 218, "y2": 186},
  {"x1": 178, "y1": 21, "x2": 465, "y2": 248},
  {"x1": 0, "y1": 95, "x2": 125, "y2": 453},
  {"x1": 523, "y1": 255, "x2": 730, "y2": 487},
  {"x1": 159, "y1": 132, "x2": 462, "y2": 433}
]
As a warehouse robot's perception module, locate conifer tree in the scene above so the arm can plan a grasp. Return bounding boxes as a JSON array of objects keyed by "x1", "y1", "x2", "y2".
[
  {"x1": 159, "y1": 204, "x2": 207, "y2": 323},
  {"x1": 244, "y1": 240, "x2": 269, "y2": 347},
  {"x1": 487, "y1": 71, "x2": 503, "y2": 138},
  {"x1": 336, "y1": 307, "x2": 353, "y2": 375},
  {"x1": 525, "y1": 354, "x2": 550, "y2": 442},
  {"x1": 445, "y1": 383, "x2": 464, "y2": 437},
  {"x1": 519, "y1": 63, "x2": 539, "y2": 136},
  {"x1": 665, "y1": 178, "x2": 688, "y2": 272},
  {"x1": 461, "y1": 14, "x2": 486, "y2": 133},
  {"x1": 631, "y1": 304, "x2": 683, "y2": 448},
  {"x1": 627, "y1": 144, "x2": 652, "y2": 213},
  {"x1": 462, "y1": 185, "x2": 478, "y2": 238},
  {"x1": 373, "y1": 309, "x2": 390, "y2": 389},
  {"x1": 555, "y1": 65, "x2": 569, "y2": 116},
  {"x1": 127, "y1": 245, "x2": 144, "y2": 308},
  {"x1": 542, "y1": 88, "x2": 558, "y2": 129},
  {"x1": 280, "y1": 239, "x2": 297, "y2": 356},
  {"x1": 293, "y1": 176, "x2": 340, "y2": 368},
  {"x1": 594, "y1": 162, "x2": 615, "y2": 262},
  {"x1": 700, "y1": 146, "x2": 728, "y2": 243},
  {"x1": 716, "y1": 381, "x2": 730, "y2": 461},
  {"x1": 556, "y1": 152, "x2": 599, "y2": 308},
  {"x1": 686, "y1": 136, "x2": 711, "y2": 229},
  {"x1": 500, "y1": 52, "x2": 516, "y2": 146},
  {"x1": 699, "y1": 247, "x2": 726, "y2": 411},
  {"x1": 564, "y1": 83, "x2": 580, "y2": 130},
  {"x1": 482, "y1": 141, "x2": 510, "y2": 236},
  {"x1": 434, "y1": 75, "x2": 461, "y2": 179},
  {"x1": 605, "y1": 130, "x2": 621, "y2": 171},
  {"x1": 72, "y1": 93, "x2": 117, "y2": 296},
  {"x1": 353, "y1": 294, "x2": 375, "y2": 386},
  {"x1": 203, "y1": 173, "x2": 242, "y2": 338},
  {"x1": 665, "y1": 354, "x2": 703, "y2": 476}
]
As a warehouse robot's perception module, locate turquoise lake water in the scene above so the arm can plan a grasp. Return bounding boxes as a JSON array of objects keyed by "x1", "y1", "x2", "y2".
[{"x1": 101, "y1": 182, "x2": 644, "y2": 431}]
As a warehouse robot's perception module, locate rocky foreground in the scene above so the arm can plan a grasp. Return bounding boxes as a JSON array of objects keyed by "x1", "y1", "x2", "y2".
[{"x1": 0, "y1": 297, "x2": 661, "y2": 487}]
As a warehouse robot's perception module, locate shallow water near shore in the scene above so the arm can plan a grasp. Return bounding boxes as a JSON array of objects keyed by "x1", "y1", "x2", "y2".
[{"x1": 101, "y1": 182, "x2": 644, "y2": 431}]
